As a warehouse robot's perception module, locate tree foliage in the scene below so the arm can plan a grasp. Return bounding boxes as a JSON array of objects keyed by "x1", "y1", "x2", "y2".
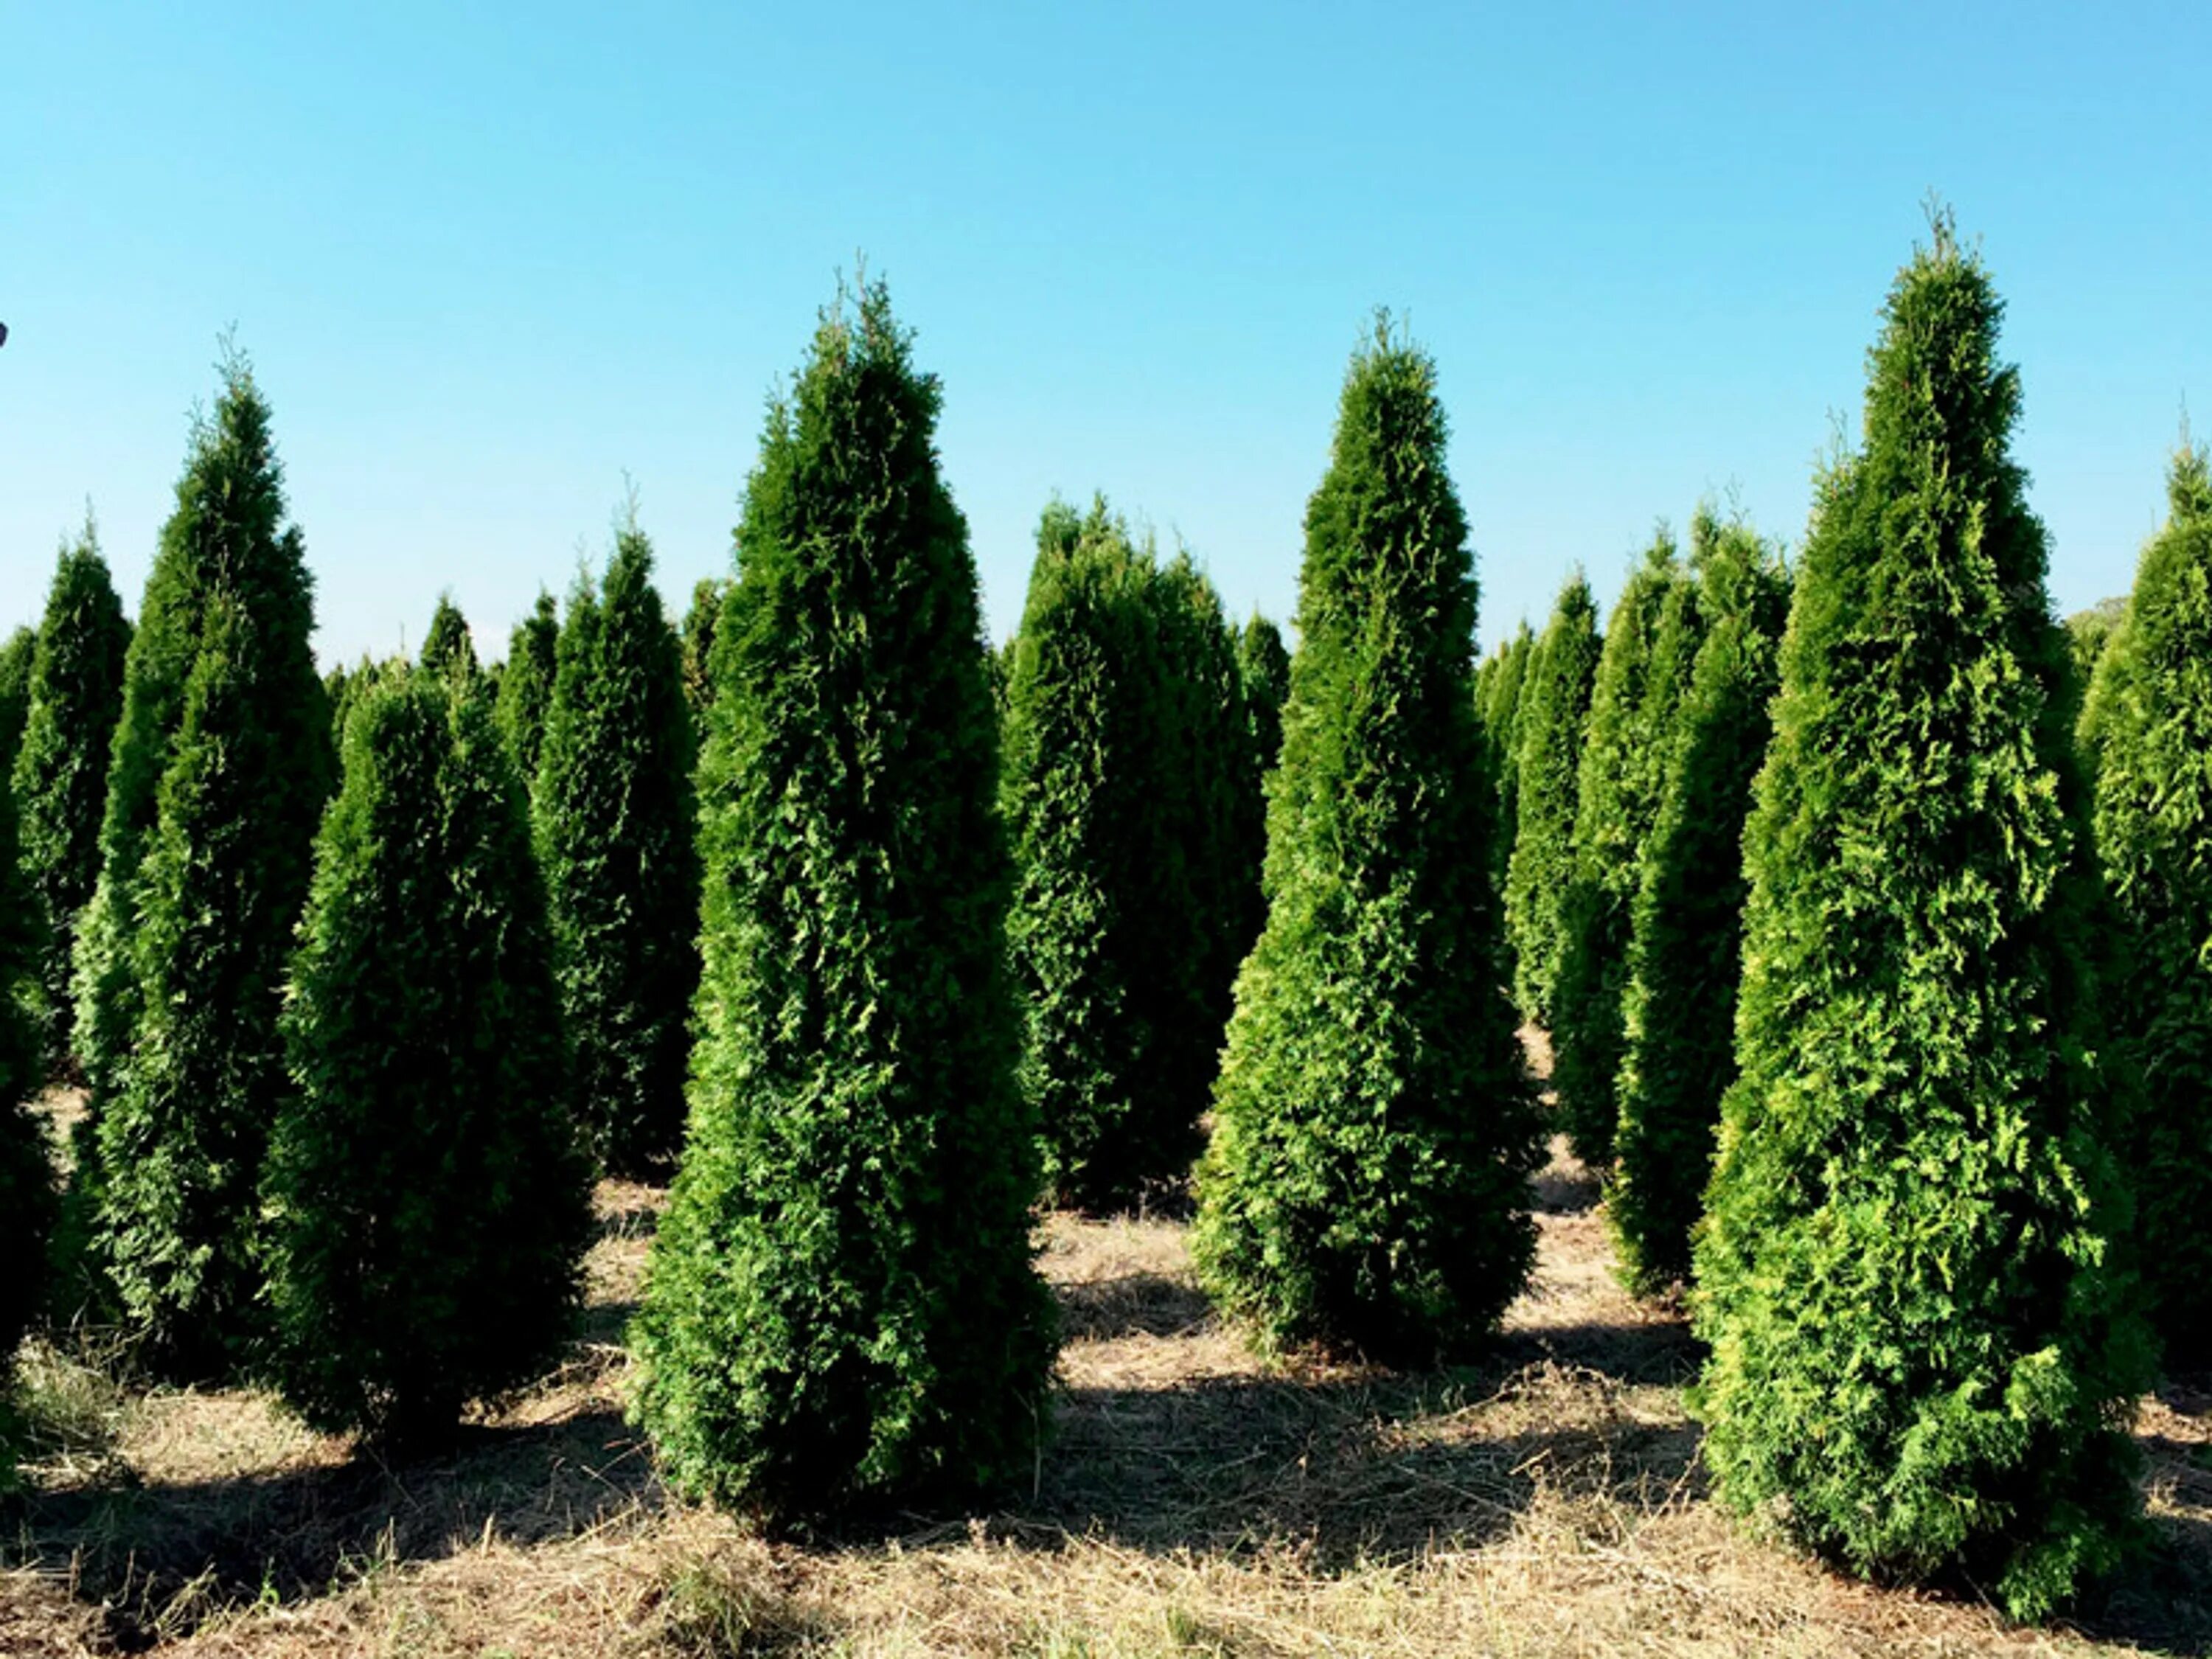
[
  {"x1": 0, "y1": 763, "x2": 56, "y2": 1418},
  {"x1": 13, "y1": 524, "x2": 131, "y2": 1059},
  {"x1": 1503, "y1": 574, "x2": 1601, "y2": 1025},
  {"x1": 1607, "y1": 516, "x2": 1788, "y2": 1292},
  {"x1": 0, "y1": 627, "x2": 33, "y2": 780},
  {"x1": 266, "y1": 671, "x2": 591, "y2": 1446},
  {"x1": 1192, "y1": 318, "x2": 1539, "y2": 1360},
  {"x1": 1000, "y1": 500, "x2": 1210, "y2": 1208},
  {"x1": 680, "y1": 576, "x2": 732, "y2": 740},
  {"x1": 1551, "y1": 537, "x2": 1702, "y2": 1166},
  {"x1": 1475, "y1": 622, "x2": 1534, "y2": 902},
  {"x1": 419, "y1": 593, "x2": 479, "y2": 681},
  {"x1": 495, "y1": 590, "x2": 560, "y2": 783},
  {"x1": 534, "y1": 524, "x2": 700, "y2": 1176},
  {"x1": 632, "y1": 282, "x2": 1053, "y2": 1517},
  {"x1": 1691, "y1": 220, "x2": 2148, "y2": 1619},
  {"x1": 1233, "y1": 611, "x2": 1291, "y2": 960},
  {"x1": 2083, "y1": 442, "x2": 2212, "y2": 1368},
  {"x1": 84, "y1": 355, "x2": 333, "y2": 1376}
]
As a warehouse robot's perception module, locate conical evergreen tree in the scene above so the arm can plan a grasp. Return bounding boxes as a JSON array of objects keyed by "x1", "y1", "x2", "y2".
[
  {"x1": 1232, "y1": 611, "x2": 1290, "y2": 960},
  {"x1": 1001, "y1": 499, "x2": 1204, "y2": 1209},
  {"x1": 1192, "y1": 318, "x2": 1539, "y2": 1360},
  {"x1": 419, "y1": 593, "x2": 479, "y2": 681},
  {"x1": 633, "y1": 282, "x2": 1052, "y2": 1517},
  {"x1": 266, "y1": 671, "x2": 591, "y2": 1446},
  {"x1": 0, "y1": 627, "x2": 33, "y2": 779},
  {"x1": 495, "y1": 590, "x2": 560, "y2": 783},
  {"x1": 1691, "y1": 220, "x2": 2148, "y2": 1619},
  {"x1": 1608, "y1": 518, "x2": 1788, "y2": 1293},
  {"x1": 534, "y1": 520, "x2": 699, "y2": 1177},
  {"x1": 0, "y1": 765, "x2": 57, "y2": 1438},
  {"x1": 1503, "y1": 574, "x2": 1601, "y2": 1025},
  {"x1": 2083, "y1": 442, "x2": 2212, "y2": 1368},
  {"x1": 1551, "y1": 537, "x2": 1702, "y2": 1166},
  {"x1": 84, "y1": 354, "x2": 333, "y2": 1375},
  {"x1": 680, "y1": 576, "x2": 731, "y2": 738},
  {"x1": 13, "y1": 524, "x2": 131, "y2": 1060}
]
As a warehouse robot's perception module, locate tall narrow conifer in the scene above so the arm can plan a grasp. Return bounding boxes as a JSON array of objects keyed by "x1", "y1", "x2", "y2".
[
  {"x1": 534, "y1": 522, "x2": 700, "y2": 1177},
  {"x1": 266, "y1": 672, "x2": 591, "y2": 1445},
  {"x1": 632, "y1": 283, "x2": 1052, "y2": 1515},
  {"x1": 2083, "y1": 442, "x2": 2212, "y2": 1367},
  {"x1": 1232, "y1": 612, "x2": 1290, "y2": 958},
  {"x1": 13, "y1": 525, "x2": 131, "y2": 1057},
  {"x1": 1551, "y1": 538, "x2": 1702, "y2": 1165},
  {"x1": 0, "y1": 627, "x2": 33, "y2": 778},
  {"x1": 419, "y1": 594, "x2": 479, "y2": 681},
  {"x1": 1691, "y1": 220, "x2": 2147, "y2": 1618},
  {"x1": 1477, "y1": 622, "x2": 1534, "y2": 900},
  {"x1": 1192, "y1": 319, "x2": 1538, "y2": 1360},
  {"x1": 0, "y1": 766, "x2": 56, "y2": 1427},
  {"x1": 1504, "y1": 575, "x2": 1601, "y2": 1025},
  {"x1": 1608, "y1": 518, "x2": 1788, "y2": 1291}
]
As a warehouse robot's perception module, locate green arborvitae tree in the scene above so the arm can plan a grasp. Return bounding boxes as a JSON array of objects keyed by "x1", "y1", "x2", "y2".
[
  {"x1": 0, "y1": 627, "x2": 33, "y2": 779},
  {"x1": 495, "y1": 590, "x2": 560, "y2": 782},
  {"x1": 1232, "y1": 611, "x2": 1291, "y2": 960},
  {"x1": 266, "y1": 671, "x2": 591, "y2": 1446},
  {"x1": 13, "y1": 524, "x2": 131, "y2": 1060},
  {"x1": 1503, "y1": 574, "x2": 1601, "y2": 1025},
  {"x1": 1000, "y1": 499, "x2": 1203, "y2": 1209},
  {"x1": 680, "y1": 576, "x2": 731, "y2": 738},
  {"x1": 534, "y1": 521, "x2": 700, "y2": 1177},
  {"x1": 1691, "y1": 221, "x2": 2149, "y2": 1620},
  {"x1": 86, "y1": 354, "x2": 333, "y2": 1376},
  {"x1": 1191, "y1": 319, "x2": 1540, "y2": 1361},
  {"x1": 419, "y1": 593, "x2": 479, "y2": 681},
  {"x1": 1607, "y1": 518, "x2": 1789, "y2": 1293},
  {"x1": 2083, "y1": 443, "x2": 2212, "y2": 1368},
  {"x1": 2066, "y1": 597, "x2": 2128, "y2": 696},
  {"x1": 0, "y1": 764, "x2": 58, "y2": 1449},
  {"x1": 1551, "y1": 538, "x2": 1702, "y2": 1166},
  {"x1": 633, "y1": 281, "x2": 1052, "y2": 1518}
]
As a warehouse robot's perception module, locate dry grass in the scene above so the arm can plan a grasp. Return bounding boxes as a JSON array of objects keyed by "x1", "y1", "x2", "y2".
[{"x1": 5, "y1": 1062, "x2": 2209, "y2": 1655}]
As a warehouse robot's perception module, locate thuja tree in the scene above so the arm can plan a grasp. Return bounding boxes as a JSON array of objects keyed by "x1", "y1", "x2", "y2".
[
  {"x1": 2083, "y1": 443, "x2": 2212, "y2": 1367},
  {"x1": 419, "y1": 593, "x2": 479, "y2": 681},
  {"x1": 495, "y1": 590, "x2": 560, "y2": 782},
  {"x1": 1233, "y1": 611, "x2": 1290, "y2": 959},
  {"x1": 13, "y1": 524, "x2": 131, "y2": 1058},
  {"x1": 632, "y1": 282, "x2": 1053, "y2": 1517},
  {"x1": 533, "y1": 521, "x2": 699, "y2": 1176},
  {"x1": 266, "y1": 672, "x2": 591, "y2": 1446},
  {"x1": 1150, "y1": 552, "x2": 1255, "y2": 1058},
  {"x1": 680, "y1": 576, "x2": 731, "y2": 738},
  {"x1": 1551, "y1": 538, "x2": 1701, "y2": 1166},
  {"x1": 1691, "y1": 221, "x2": 2148, "y2": 1620},
  {"x1": 1503, "y1": 574, "x2": 1600, "y2": 1024},
  {"x1": 1608, "y1": 516, "x2": 1789, "y2": 1293},
  {"x1": 1000, "y1": 499, "x2": 1203, "y2": 1208},
  {"x1": 1192, "y1": 319, "x2": 1540, "y2": 1360}
]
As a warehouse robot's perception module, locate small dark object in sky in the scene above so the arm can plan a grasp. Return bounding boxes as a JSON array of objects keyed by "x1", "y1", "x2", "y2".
[{"x1": 0, "y1": 321, "x2": 9, "y2": 347}]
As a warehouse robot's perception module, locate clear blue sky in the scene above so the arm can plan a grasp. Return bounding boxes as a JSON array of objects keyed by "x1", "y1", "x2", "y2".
[{"x1": 4, "y1": 3, "x2": 2205, "y2": 662}]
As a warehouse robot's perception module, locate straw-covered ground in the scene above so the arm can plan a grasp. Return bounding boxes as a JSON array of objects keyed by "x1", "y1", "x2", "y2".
[{"x1": 5, "y1": 1045, "x2": 2211, "y2": 1657}]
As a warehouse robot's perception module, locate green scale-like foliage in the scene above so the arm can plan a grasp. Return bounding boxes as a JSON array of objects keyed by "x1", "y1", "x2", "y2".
[
  {"x1": 681, "y1": 576, "x2": 732, "y2": 742},
  {"x1": 84, "y1": 356, "x2": 334, "y2": 1376},
  {"x1": 13, "y1": 526, "x2": 131, "y2": 1060},
  {"x1": 1607, "y1": 519, "x2": 1789, "y2": 1293},
  {"x1": 419, "y1": 594, "x2": 480, "y2": 681},
  {"x1": 631, "y1": 282, "x2": 1054, "y2": 1518},
  {"x1": 1192, "y1": 320, "x2": 1540, "y2": 1361},
  {"x1": 0, "y1": 763, "x2": 58, "y2": 1426},
  {"x1": 265, "y1": 672, "x2": 591, "y2": 1447},
  {"x1": 1691, "y1": 223, "x2": 2149, "y2": 1621},
  {"x1": 2083, "y1": 444, "x2": 2212, "y2": 1368},
  {"x1": 0, "y1": 627, "x2": 33, "y2": 779},
  {"x1": 495, "y1": 590, "x2": 560, "y2": 783},
  {"x1": 534, "y1": 525, "x2": 700, "y2": 1177},
  {"x1": 1504, "y1": 574, "x2": 1601, "y2": 1025},
  {"x1": 1550, "y1": 542, "x2": 1700, "y2": 1165},
  {"x1": 1232, "y1": 613, "x2": 1290, "y2": 961},
  {"x1": 1001, "y1": 501, "x2": 1206, "y2": 1209}
]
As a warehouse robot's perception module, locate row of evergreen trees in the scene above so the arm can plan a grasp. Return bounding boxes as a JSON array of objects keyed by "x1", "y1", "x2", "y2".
[{"x1": 4, "y1": 224, "x2": 2208, "y2": 1621}]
